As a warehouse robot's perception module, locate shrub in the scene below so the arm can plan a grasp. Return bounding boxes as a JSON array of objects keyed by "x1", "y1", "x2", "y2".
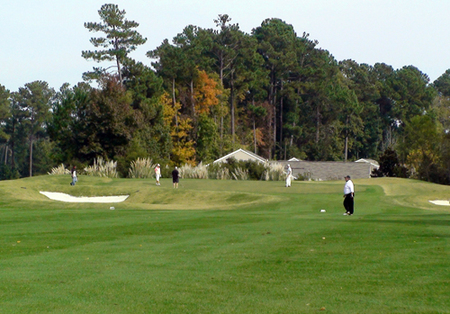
[
  {"x1": 218, "y1": 158, "x2": 265, "y2": 180},
  {"x1": 208, "y1": 159, "x2": 285, "y2": 181},
  {"x1": 243, "y1": 160, "x2": 266, "y2": 180},
  {"x1": 161, "y1": 164, "x2": 172, "y2": 178},
  {"x1": 0, "y1": 164, "x2": 20, "y2": 181}
]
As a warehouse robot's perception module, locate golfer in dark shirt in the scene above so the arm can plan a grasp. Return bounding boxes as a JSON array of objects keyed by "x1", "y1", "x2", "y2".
[{"x1": 172, "y1": 166, "x2": 179, "y2": 188}]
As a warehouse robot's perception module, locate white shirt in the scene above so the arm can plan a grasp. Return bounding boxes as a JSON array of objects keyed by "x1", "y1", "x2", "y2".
[
  {"x1": 344, "y1": 180, "x2": 354, "y2": 195},
  {"x1": 155, "y1": 167, "x2": 161, "y2": 175}
]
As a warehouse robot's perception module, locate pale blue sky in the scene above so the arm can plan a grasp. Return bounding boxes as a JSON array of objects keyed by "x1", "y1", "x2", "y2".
[{"x1": 1, "y1": 0, "x2": 449, "y2": 91}]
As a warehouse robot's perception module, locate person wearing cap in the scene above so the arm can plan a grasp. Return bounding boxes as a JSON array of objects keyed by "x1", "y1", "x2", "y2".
[
  {"x1": 155, "y1": 164, "x2": 161, "y2": 186},
  {"x1": 343, "y1": 175, "x2": 354, "y2": 215},
  {"x1": 285, "y1": 164, "x2": 292, "y2": 187},
  {"x1": 70, "y1": 166, "x2": 77, "y2": 186},
  {"x1": 172, "y1": 166, "x2": 179, "y2": 188}
]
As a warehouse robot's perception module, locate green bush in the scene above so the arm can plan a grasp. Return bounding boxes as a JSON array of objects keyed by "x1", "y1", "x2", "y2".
[
  {"x1": 0, "y1": 164, "x2": 20, "y2": 181},
  {"x1": 207, "y1": 158, "x2": 274, "y2": 181},
  {"x1": 220, "y1": 158, "x2": 266, "y2": 180}
]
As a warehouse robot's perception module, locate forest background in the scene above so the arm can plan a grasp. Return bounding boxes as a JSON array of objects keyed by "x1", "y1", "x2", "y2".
[{"x1": 1, "y1": 4, "x2": 450, "y2": 184}]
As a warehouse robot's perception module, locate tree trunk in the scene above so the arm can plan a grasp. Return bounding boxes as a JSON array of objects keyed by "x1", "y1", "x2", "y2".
[
  {"x1": 10, "y1": 122, "x2": 15, "y2": 170},
  {"x1": 253, "y1": 116, "x2": 257, "y2": 154},
  {"x1": 190, "y1": 79, "x2": 195, "y2": 116},
  {"x1": 271, "y1": 69, "x2": 277, "y2": 159},
  {"x1": 29, "y1": 136, "x2": 33, "y2": 177},
  {"x1": 273, "y1": 101, "x2": 276, "y2": 158},
  {"x1": 344, "y1": 116, "x2": 349, "y2": 162},
  {"x1": 315, "y1": 103, "x2": 320, "y2": 144},
  {"x1": 114, "y1": 32, "x2": 123, "y2": 85},
  {"x1": 230, "y1": 70, "x2": 235, "y2": 144},
  {"x1": 345, "y1": 136, "x2": 348, "y2": 162},
  {"x1": 116, "y1": 55, "x2": 122, "y2": 85},
  {"x1": 219, "y1": 52, "x2": 224, "y2": 86},
  {"x1": 3, "y1": 145, "x2": 8, "y2": 165},
  {"x1": 172, "y1": 78, "x2": 178, "y2": 128},
  {"x1": 268, "y1": 68, "x2": 276, "y2": 159},
  {"x1": 279, "y1": 83, "x2": 284, "y2": 155}
]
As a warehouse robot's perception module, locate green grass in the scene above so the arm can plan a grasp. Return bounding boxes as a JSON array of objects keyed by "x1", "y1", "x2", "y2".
[{"x1": 0, "y1": 175, "x2": 449, "y2": 313}]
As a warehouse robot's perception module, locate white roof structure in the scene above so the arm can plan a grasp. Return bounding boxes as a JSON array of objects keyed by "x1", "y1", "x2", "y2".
[
  {"x1": 213, "y1": 148, "x2": 267, "y2": 164},
  {"x1": 288, "y1": 157, "x2": 301, "y2": 162},
  {"x1": 355, "y1": 158, "x2": 380, "y2": 169}
]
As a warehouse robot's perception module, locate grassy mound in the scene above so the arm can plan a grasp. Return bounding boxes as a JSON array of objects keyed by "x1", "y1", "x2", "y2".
[{"x1": 0, "y1": 175, "x2": 282, "y2": 210}]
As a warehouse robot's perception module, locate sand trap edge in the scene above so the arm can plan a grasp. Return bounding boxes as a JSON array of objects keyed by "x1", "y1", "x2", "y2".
[
  {"x1": 429, "y1": 200, "x2": 450, "y2": 206},
  {"x1": 40, "y1": 191, "x2": 129, "y2": 203}
]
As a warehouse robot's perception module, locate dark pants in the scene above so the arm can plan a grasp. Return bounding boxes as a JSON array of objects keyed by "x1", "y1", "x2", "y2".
[{"x1": 343, "y1": 194, "x2": 354, "y2": 214}]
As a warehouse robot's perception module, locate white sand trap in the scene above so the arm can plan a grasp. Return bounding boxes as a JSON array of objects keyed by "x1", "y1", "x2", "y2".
[
  {"x1": 429, "y1": 200, "x2": 450, "y2": 206},
  {"x1": 40, "y1": 191, "x2": 129, "y2": 203}
]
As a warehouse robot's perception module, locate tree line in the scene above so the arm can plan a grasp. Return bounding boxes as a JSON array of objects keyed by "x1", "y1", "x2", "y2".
[{"x1": 1, "y1": 4, "x2": 450, "y2": 183}]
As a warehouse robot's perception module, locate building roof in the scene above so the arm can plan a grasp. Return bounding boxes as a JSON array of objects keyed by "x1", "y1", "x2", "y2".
[
  {"x1": 355, "y1": 158, "x2": 380, "y2": 167},
  {"x1": 213, "y1": 148, "x2": 267, "y2": 164}
]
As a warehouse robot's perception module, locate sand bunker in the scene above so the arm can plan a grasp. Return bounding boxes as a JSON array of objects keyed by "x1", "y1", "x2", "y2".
[
  {"x1": 429, "y1": 200, "x2": 450, "y2": 206},
  {"x1": 40, "y1": 191, "x2": 129, "y2": 203}
]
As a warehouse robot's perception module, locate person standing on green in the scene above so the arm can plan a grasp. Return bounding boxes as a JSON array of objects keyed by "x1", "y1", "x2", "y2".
[
  {"x1": 343, "y1": 175, "x2": 354, "y2": 215},
  {"x1": 70, "y1": 166, "x2": 77, "y2": 186},
  {"x1": 155, "y1": 164, "x2": 161, "y2": 186},
  {"x1": 172, "y1": 166, "x2": 179, "y2": 188},
  {"x1": 285, "y1": 164, "x2": 292, "y2": 187}
]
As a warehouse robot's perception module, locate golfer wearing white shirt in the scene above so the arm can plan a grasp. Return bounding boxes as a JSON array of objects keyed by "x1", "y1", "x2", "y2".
[
  {"x1": 155, "y1": 164, "x2": 161, "y2": 186},
  {"x1": 285, "y1": 164, "x2": 292, "y2": 187},
  {"x1": 343, "y1": 175, "x2": 354, "y2": 215}
]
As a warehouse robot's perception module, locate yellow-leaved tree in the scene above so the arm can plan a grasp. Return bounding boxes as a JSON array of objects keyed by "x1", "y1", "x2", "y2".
[{"x1": 161, "y1": 93, "x2": 196, "y2": 165}]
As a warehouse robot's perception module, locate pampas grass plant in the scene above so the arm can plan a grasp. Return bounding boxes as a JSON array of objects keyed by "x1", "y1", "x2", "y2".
[
  {"x1": 262, "y1": 162, "x2": 286, "y2": 181},
  {"x1": 215, "y1": 167, "x2": 231, "y2": 180},
  {"x1": 232, "y1": 167, "x2": 249, "y2": 180},
  {"x1": 179, "y1": 162, "x2": 208, "y2": 179},
  {"x1": 84, "y1": 157, "x2": 118, "y2": 178},
  {"x1": 47, "y1": 164, "x2": 70, "y2": 175},
  {"x1": 128, "y1": 158, "x2": 154, "y2": 178}
]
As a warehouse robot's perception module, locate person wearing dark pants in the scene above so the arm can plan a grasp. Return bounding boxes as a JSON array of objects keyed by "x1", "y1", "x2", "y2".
[
  {"x1": 343, "y1": 175, "x2": 354, "y2": 215},
  {"x1": 172, "y1": 166, "x2": 179, "y2": 188}
]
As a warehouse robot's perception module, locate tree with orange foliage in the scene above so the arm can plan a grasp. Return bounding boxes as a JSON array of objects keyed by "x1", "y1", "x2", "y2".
[{"x1": 194, "y1": 70, "x2": 222, "y2": 115}]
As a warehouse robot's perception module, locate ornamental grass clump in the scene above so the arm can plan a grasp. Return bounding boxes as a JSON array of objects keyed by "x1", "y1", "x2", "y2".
[
  {"x1": 179, "y1": 162, "x2": 208, "y2": 179},
  {"x1": 263, "y1": 162, "x2": 286, "y2": 181},
  {"x1": 48, "y1": 164, "x2": 70, "y2": 175},
  {"x1": 232, "y1": 167, "x2": 249, "y2": 180},
  {"x1": 128, "y1": 158, "x2": 154, "y2": 178},
  {"x1": 215, "y1": 167, "x2": 231, "y2": 180},
  {"x1": 84, "y1": 157, "x2": 118, "y2": 178}
]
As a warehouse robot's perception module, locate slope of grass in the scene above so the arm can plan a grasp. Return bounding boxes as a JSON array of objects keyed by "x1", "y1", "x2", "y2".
[{"x1": 0, "y1": 176, "x2": 449, "y2": 313}]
